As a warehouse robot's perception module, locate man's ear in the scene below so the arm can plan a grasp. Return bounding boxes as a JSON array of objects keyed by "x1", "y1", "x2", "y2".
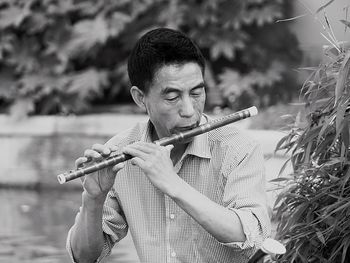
[{"x1": 130, "y1": 86, "x2": 146, "y2": 111}]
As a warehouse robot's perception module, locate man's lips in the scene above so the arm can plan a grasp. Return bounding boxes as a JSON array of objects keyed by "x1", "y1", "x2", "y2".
[{"x1": 174, "y1": 124, "x2": 198, "y2": 132}]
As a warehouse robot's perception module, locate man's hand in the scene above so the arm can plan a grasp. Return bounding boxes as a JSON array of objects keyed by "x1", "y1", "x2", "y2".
[
  {"x1": 122, "y1": 142, "x2": 179, "y2": 194},
  {"x1": 75, "y1": 144, "x2": 124, "y2": 199}
]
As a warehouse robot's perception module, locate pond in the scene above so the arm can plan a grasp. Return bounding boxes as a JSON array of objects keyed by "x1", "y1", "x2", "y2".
[{"x1": 0, "y1": 189, "x2": 140, "y2": 263}]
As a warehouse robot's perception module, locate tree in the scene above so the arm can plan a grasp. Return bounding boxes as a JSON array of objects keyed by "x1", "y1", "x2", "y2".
[{"x1": 0, "y1": 0, "x2": 301, "y2": 117}]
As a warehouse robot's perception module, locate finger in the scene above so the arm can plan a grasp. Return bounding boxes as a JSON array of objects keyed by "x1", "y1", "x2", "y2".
[
  {"x1": 126, "y1": 143, "x2": 154, "y2": 154},
  {"x1": 75, "y1": 156, "x2": 88, "y2": 168},
  {"x1": 92, "y1": 144, "x2": 111, "y2": 156},
  {"x1": 109, "y1": 145, "x2": 118, "y2": 152},
  {"x1": 112, "y1": 162, "x2": 125, "y2": 173},
  {"x1": 130, "y1": 157, "x2": 146, "y2": 168},
  {"x1": 123, "y1": 146, "x2": 150, "y2": 160},
  {"x1": 136, "y1": 141, "x2": 160, "y2": 150},
  {"x1": 84, "y1": 149, "x2": 103, "y2": 160}
]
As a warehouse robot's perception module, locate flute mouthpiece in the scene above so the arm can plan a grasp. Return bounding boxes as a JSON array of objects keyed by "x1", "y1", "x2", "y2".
[{"x1": 248, "y1": 106, "x2": 258, "y2": 117}]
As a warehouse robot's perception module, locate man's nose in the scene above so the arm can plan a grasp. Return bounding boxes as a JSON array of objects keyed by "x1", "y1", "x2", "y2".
[{"x1": 180, "y1": 96, "x2": 195, "y2": 117}]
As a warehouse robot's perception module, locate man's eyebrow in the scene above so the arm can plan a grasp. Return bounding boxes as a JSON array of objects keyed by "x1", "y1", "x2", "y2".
[
  {"x1": 162, "y1": 82, "x2": 206, "y2": 94},
  {"x1": 162, "y1": 87, "x2": 181, "y2": 94},
  {"x1": 191, "y1": 82, "x2": 206, "y2": 90}
]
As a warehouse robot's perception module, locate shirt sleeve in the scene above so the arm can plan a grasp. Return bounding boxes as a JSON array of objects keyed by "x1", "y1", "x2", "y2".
[
  {"x1": 66, "y1": 187, "x2": 129, "y2": 263},
  {"x1": 220, "y1": 140, "x2": 271, "y2": 251}
]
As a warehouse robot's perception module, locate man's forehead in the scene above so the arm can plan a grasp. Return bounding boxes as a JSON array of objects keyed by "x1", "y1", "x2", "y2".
[{"x1": 151, "y1": 63, "x2": 204, "y2": 90}]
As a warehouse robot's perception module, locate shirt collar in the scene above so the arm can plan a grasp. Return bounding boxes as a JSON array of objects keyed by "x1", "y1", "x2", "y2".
[
  {"x1": 183, "y1": 114, "x2": 211, "y2": 159},
  {"x1": 141, "y1": 115, "x2": 211, "y2": 159}
]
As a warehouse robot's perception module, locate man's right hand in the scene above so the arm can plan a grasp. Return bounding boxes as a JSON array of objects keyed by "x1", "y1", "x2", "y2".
[{"x1": 75, "y1": 143, "x2": 124, "y2": 199}]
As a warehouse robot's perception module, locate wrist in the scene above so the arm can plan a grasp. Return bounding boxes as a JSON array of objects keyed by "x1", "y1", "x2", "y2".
[
  {"x1": 166, "y1": 175, "x2": 185, "y2": 199},
  {"x1": 82, "y1": 190, "x2": 107, "y2": 209}
]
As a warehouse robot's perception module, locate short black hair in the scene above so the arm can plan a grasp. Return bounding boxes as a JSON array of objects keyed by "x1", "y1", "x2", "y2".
[{"x1": 127, "y1": 28, "x2": 205, "y2": 93}]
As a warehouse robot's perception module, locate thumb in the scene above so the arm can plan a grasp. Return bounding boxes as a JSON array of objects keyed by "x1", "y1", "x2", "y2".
[{"x1": 112, "y1": 162, "x2": 125, "y2": 173}]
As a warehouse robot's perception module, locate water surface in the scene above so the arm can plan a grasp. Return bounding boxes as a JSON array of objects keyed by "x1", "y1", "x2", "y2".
[{"x1": 0, "y1": 189, "x2": 139, "y2": 263}]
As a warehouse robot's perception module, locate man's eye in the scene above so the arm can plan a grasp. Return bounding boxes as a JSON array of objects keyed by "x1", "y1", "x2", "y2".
[
  {"x1": 165, "y1": 96, "x2": 178, "y2": 102},
  {"x1": 191, "y1": 88, "x2": 204, "y2": 96}
]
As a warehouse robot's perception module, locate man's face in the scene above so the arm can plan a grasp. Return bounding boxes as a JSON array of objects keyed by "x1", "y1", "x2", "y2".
[{"x1": 144, "y1": 62, "x2": 206, "y2": 140}]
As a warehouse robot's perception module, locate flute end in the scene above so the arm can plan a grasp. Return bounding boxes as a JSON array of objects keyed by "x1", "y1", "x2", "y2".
[
  {"x1": 248, "y1": 106, "x2": 258, "y2": 117},
  {"x1": 57, "y1": 173, "x2": 67, "y2": 184}
]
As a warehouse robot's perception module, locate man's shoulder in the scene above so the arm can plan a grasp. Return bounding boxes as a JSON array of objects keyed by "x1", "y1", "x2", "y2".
[
  {"x1": 207, "y1": 119, "x2": 258, "y2": 149},
  {"x1": 105, "y1": 120, "x2": 148, "y2": 147}
]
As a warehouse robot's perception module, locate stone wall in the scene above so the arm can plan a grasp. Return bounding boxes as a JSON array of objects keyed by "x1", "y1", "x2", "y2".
[{"x1": 0, "y1": 114, "x2": 148, "y2": 189}]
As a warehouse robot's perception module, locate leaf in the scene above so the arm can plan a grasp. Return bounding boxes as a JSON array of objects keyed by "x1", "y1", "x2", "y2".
[
  {"x1": 243, "y1": 5, "x2": 282, "y2": 26},
  {"x1": 275, "y1": 134, "x2": 289, "y2": 152},
  {"x1": 334, "y1": 51, "x2": 350, "y2": 105},
  {"x1": 0, "y1": 5, "x2": 29, "y2": 29},
  {"x1": 278, "y1": 157, "x2": 292, "y2": 177},
  {"x1": 21, "y1": 11, "x2": 51, "y2": 34},
  {"x1": 317, "y1": 114, "x2": 334, "y2": 144},
  {"x1": 270, "y1": 177, "x2": 290, "y2": 183},
  {"x1": 210, "y1": 40, "x2": 237, "y2": 60},
  {"x1": 108, "y1": 11, "x2": 131, "y2": 37},
  {"x1": 315, "y1": 0, "x2": 335, "y2": 14},
  {"x1": 17, "y1": 73, "x2": 56, "y2": 95},
  {"x1": 341, "y1": 237, "x2": 350, "y2": 263},
  {"x1": 64, "y1": 16, "x2": 109, "y2": 58},
  {"x1": 6, "y1": 36, "x2": 40, "y2": 73},
  {"x1": 0, "y1": 66, "x2": 16, "y2": 99},
  {"x1": 217, "y1": 69, "x2": 246, "y2": 96},
  {"x1": 9, "y1": 97, "x2": 35, "y2": 120},
  {"x1": 316, "y1": 231, "x2": 326, "y2": 245},
  {"x1": 341, "y1": 116, "x2": 349, "y2": 154},
  {"x1": 65, "y1": 68, "x2": 108, "y2": 100},
  {"x1": 297, "y1": 125, "x2": 323, "y2": 149},
  {"x1": 340, "y1": 20, "x2": 350, "y2": 29}
]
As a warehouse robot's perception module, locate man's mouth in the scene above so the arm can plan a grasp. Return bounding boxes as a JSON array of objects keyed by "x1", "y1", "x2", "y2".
[{"x1": 174, "y1": 124, "x2": 198, "y2": 132}]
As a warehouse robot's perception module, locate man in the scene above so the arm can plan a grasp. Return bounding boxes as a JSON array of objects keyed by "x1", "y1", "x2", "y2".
[{"x1": 67, "y1": 28, "x2": 271, "y2": 263}]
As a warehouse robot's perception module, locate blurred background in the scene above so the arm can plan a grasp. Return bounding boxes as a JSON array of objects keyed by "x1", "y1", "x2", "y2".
[{"x1": 0, "y1": 0, "x2": 349, "y2": 262}]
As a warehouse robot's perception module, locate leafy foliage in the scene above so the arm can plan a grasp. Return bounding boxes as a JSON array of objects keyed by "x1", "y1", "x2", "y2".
[
  {"x1": 273, "y1": 18, "x2": 350, "y2": 262},
  {"x1": 0, "y1": 0, "x2": 300, "y2": 116}
]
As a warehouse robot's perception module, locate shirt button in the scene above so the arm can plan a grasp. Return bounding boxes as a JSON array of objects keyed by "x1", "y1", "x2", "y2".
[
  {"x1": 170, "y1": 213, "x2": 175, "y2": 220},
  {"x1": 171, "y1": 251, "x2": 176, "y2": 257}
]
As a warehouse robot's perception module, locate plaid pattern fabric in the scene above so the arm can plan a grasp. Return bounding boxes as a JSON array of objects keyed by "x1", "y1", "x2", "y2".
[{"x1": 67, "y1": 115, "x2": 271, "y2": 263}]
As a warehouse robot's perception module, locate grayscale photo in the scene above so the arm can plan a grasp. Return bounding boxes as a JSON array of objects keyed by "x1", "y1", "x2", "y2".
[{"x1": 0, "y1": 0, "x2": 349, "y2": 262}]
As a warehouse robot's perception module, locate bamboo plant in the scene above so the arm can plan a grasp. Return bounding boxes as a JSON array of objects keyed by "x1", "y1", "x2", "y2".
[{"x1": 272, "y1": 18, "x2": 350, "y2": 263}]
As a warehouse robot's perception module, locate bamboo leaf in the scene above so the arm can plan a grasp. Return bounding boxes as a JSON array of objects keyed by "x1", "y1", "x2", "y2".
[
  {"x1": 315, "y1": 0, "x2": 335, "y2": 14},
  {"x1": 297, "y1": 125, "x2": 322, "y2": 149},
  {"x1": 275, "y1": 135, "x2": 289, "y2": 152},
  {"x1": 316, "y1": 231, "x2": 326, "y2": 245},
  {"x1": 340, "y1": 19, "x2": 350, "y2": 29},
  {"x1": 270, "y1": 177, "x2": 290, "y2": 183},
  {"x1": 341, "y1": 237, "x2": 350, "y2": 263},
  {"x1": 335, "y1": 52, "x2": 350, "y2": 105},
  {"x1": 278, "y1": 157, "x2": 292, "y2": 176}
]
